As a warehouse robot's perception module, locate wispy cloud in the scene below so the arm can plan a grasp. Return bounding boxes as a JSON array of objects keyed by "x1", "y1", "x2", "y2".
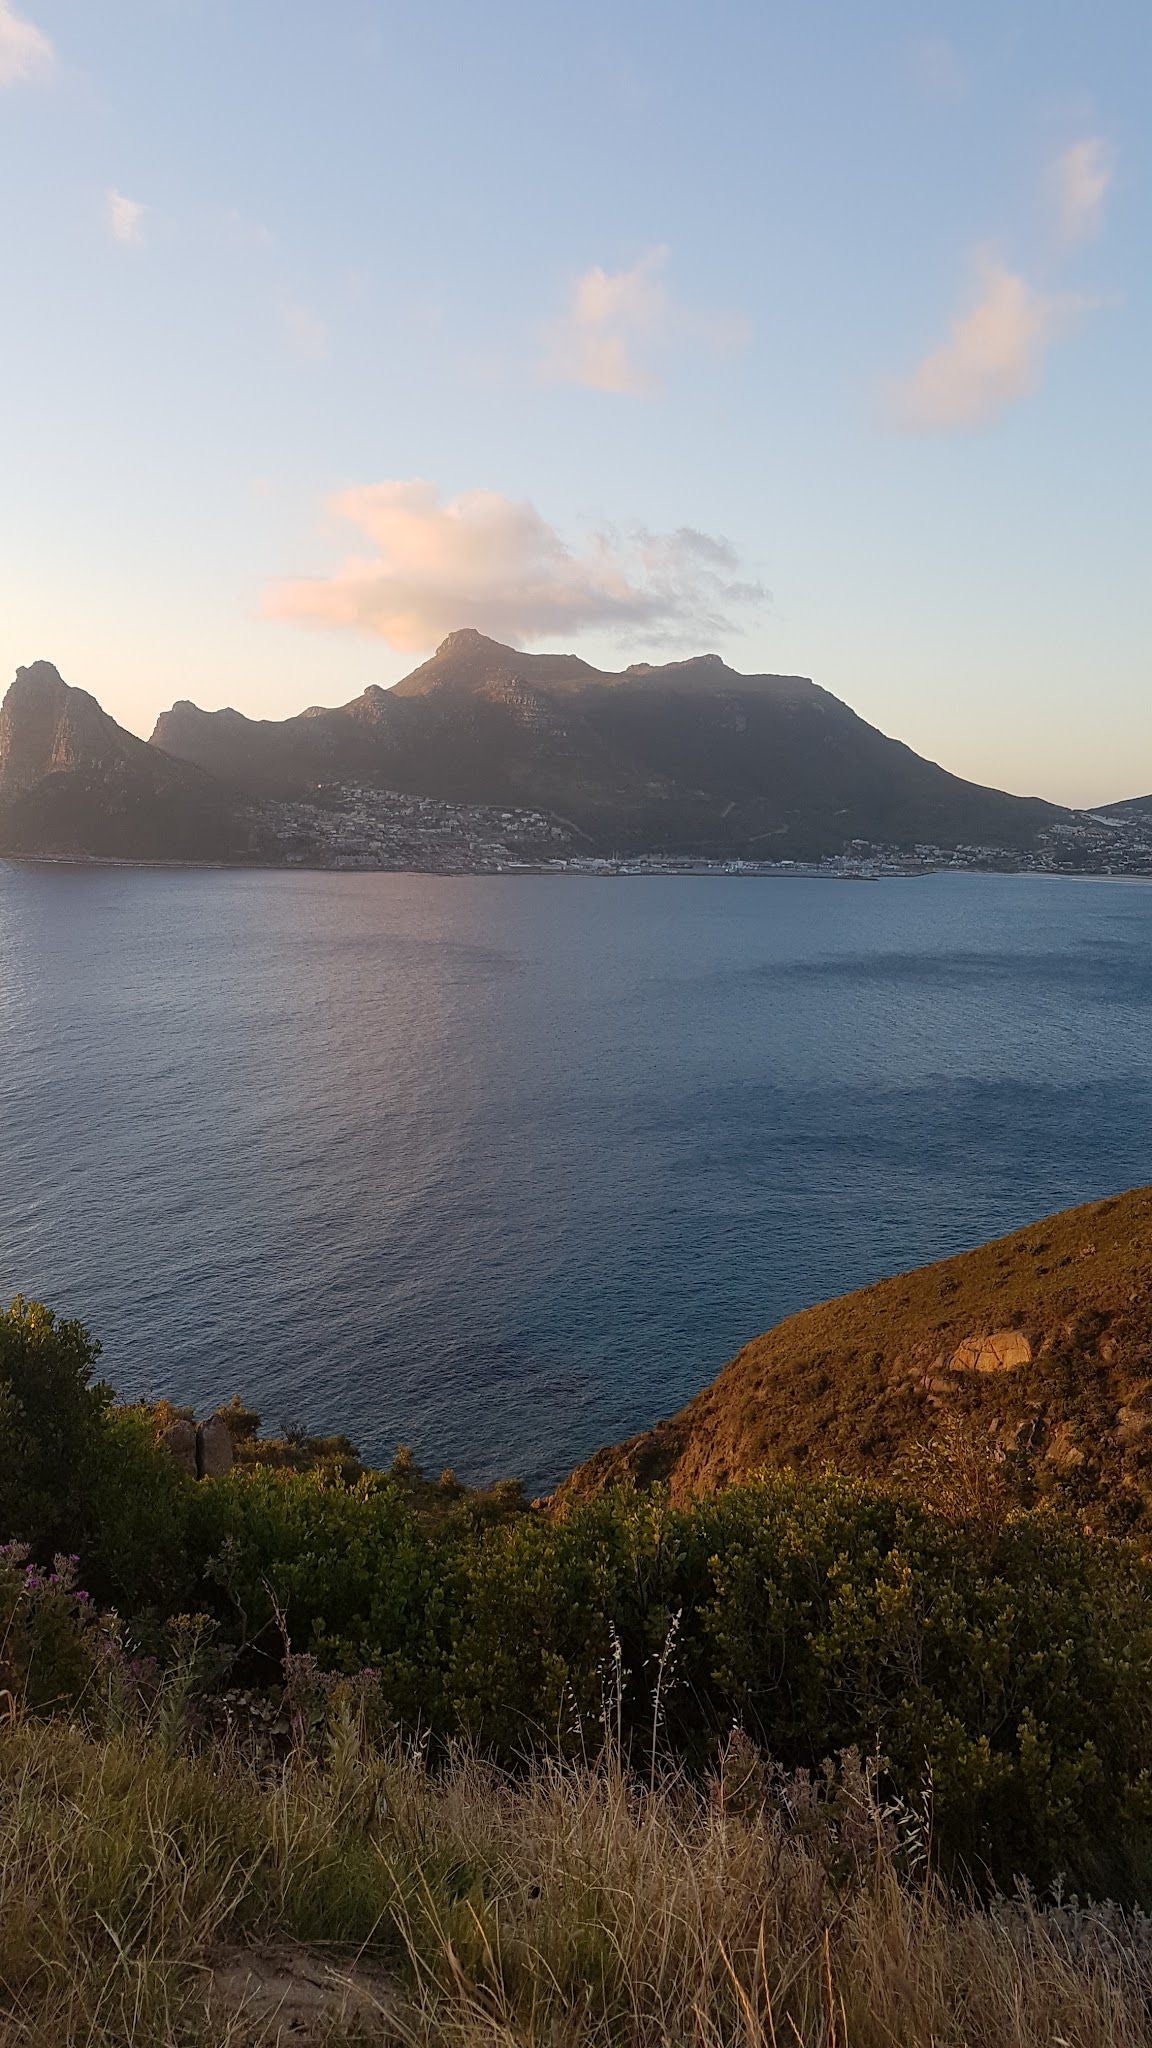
[
  {"x1": 0, "y1": 0, "x2": 53, "y2": 86},
  {"x1": 107, "y1": 190, "x2": 147, "y2": 246},
  {"x1": 1051, "y1": 137, "x2": 1114, "y2": 247},
  {"x1": 541, "y1": 247, "x2": 750, "y2": 396},
  {"x1": 281, "y1": 296, "x2": 329, "y2": 361},
  {"x1": 542, "y1": 247, "x2": 669, "y2": 395},
  {"x1": 885, "y1": 128, "x2": 1114, "y2": 438},
  {"x1": 221, "y1": 207, "x2": 274, "y2": 253},
  {"x1": 906, "y1": 35, "x2": 967, "y2": 102},
  {"x1": 886, "y1": 254, "x2": 1087, "y2": 435},
  {"x1": 264, "y1": 479, "x2": 766, "y2": 651}
]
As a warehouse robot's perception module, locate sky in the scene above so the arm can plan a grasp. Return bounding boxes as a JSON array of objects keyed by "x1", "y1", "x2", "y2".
[{"x1": 0, "y1": 0, "x2": 1148, "y2": 806}]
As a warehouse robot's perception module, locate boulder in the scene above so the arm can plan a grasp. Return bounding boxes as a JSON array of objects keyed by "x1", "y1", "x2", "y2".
[
  {"x1": 950, "y1": 1329, "x2": 1032, "y2": 1375},
  {"x1": 160, "y1": 1417, "x2": 198, "y2": 1477},
  {"x1": 1045, "y1": 1423, "x2": 1087, "y2": 1470},
  {"x1": 197, "y1": 1413, "x2": 234, "y2": 1479}
]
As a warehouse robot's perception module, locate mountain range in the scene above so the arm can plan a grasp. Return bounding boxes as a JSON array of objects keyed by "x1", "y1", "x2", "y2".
[
  {"x1": 152, "y1": 628, "x2": 1064, "y2": 858},
  {"x1": 0, "y1": 630, "x2": 1111, "y2": 862}
]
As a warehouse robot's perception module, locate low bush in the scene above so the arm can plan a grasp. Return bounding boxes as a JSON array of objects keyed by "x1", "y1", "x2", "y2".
[
  {"x1": 0, "y1": 1298, "x2": 111, "y2": 1555},
  {"x1": 133, "y1": 1460, "x2": 1152, "y2": 1897}
]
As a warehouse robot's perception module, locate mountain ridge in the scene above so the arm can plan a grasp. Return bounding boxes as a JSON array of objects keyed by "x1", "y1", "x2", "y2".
[{"x1": 150, "y1": 629, "x2": 1066, "y2": 859}]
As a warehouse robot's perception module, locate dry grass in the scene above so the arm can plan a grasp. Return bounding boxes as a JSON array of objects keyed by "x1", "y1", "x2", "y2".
[{"x1": 1, "y1": 1714, "x2": 1151, "y2": 2046}]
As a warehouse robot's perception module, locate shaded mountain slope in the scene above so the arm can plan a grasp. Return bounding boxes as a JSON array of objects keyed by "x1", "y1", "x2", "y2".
[
  {"x1": 0, "y1": 663, "x2": 245, "y2": 861},
  {"x1": 561, "y1": 1187, "x2": 1152, "y2": 1522},
  {"x1": 152, "y1": 629, "x2": 1064, "y2": 858},
  {"x1": 1103, "y1": 793, "x2": 1152, "y2": 821}
]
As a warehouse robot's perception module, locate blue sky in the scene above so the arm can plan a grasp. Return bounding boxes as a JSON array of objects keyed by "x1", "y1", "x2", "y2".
[{"x1": 1, "y1": 0, "x2": 1148, "y2": 804}]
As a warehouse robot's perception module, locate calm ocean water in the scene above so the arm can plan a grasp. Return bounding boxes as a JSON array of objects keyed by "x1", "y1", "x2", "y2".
[{"x1": 2, "y1": 865, "x2": 1151, "y2": 1493}]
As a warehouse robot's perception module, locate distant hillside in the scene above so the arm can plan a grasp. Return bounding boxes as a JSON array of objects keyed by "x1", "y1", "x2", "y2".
[
  {"x1": 561, "y1": 1187, "x2": 1152, "y2": 1524},
  {"x1": 152, "y1": 628, "x2": 1064, "y2": 858},
  {"x1": 1102, "y1": 793, "x2": 1152, "y2": 822},
  {"x1": 0, "y1": 663, "x2": 246, "y2": 861}
]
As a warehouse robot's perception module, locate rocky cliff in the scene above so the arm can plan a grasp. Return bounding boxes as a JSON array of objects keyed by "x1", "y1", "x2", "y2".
[{"x1": 0, "y1": 662, "x2": 246, "y2": 861}]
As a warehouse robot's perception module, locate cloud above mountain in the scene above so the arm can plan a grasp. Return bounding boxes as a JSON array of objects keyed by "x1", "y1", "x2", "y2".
[
  {"x1": 0, "y1": 1, "x2": 53, "y2": 85},
  {"x1": 540, "y1": 247, "x2": 750, "y2": 396},
  {"x1": 264, "y1": 480, "x2": 766, "y2": 651}
]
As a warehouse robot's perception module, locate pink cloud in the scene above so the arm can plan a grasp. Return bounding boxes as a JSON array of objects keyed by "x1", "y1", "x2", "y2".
[
  {"x1": 0, "y1": 0, "x2": 53, "y2": 86},
  {"x1": 541, "y1": 247, "x2": 749, "y2": 396},
  {"x1": 264, "y1": 480, "x2": 766, "y2": 650},
  {"x1": 886, "y1": 255, "x2": 1088, "y2": 434},
  {"x1": 107, "y1": 190, "x2": 147, "y2": 245}
]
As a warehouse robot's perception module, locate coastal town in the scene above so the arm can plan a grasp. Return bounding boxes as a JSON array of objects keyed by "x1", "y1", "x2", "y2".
[
  {"x1": 250, "y1": 784, "x2": 574, "y2": 872},
  {"x1": 252, "y1": 782, "x2": 1152, "y2": 880}
]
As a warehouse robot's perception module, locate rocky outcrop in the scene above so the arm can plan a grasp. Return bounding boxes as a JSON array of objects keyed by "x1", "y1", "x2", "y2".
[
  {"x1": 197, "y1": 1414, "x2": 234, "y2": 1479},
  {"x1": 950, "y1": 1330, "x2": 1033, "y2": 1374},
  {"x1": 0, "y1": 662, "x2": 244, "y2": 860},
  {"x1": 159, "y1": 1416, "x2": 198, "y2": 1478},
  {"x1": 157, "y1": 1411, "x2": 235, "y2": 1480}
]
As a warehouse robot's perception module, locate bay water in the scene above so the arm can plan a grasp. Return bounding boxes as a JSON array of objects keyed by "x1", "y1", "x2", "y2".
[{"x1": 2, "y1": 865, "x2": 1150, "y2": 1493}]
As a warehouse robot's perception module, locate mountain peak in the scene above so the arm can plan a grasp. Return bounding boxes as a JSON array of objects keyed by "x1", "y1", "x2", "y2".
[
  {"x1": 1, "y1": 661, "x2": 112, "y2": 794},
  {"x1": 394, "y1": 630, "x2": 603, "y2": 700},
  {"x1": 624, "y1": 652, "x2": 725, "y2": 674},
  {"x1": 0, "y1": 663, "x2": 241, "y2": 860},
  {"x1": 144, "y1": 632, "x2": 1063, "y2": 860},
  {"x1": 433, "y1": 627, "x2": 513, "y2": 657},
  {"x1": 15, "y1": 660, "x2": 68, "y2": 688}
]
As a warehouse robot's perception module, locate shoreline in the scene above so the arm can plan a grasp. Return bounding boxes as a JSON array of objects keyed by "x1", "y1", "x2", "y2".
[{"x1": 4, "y1": 854, "x2": 1151, "y2": 883}]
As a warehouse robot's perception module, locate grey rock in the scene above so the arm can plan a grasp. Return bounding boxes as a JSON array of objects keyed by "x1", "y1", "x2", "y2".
[
  {"x1": 197, "y1": 1413, "x2": 234, "y2": 1479},
  {"x1": 160, "y1": 1417, "x2": 198, "y2": 1478}
]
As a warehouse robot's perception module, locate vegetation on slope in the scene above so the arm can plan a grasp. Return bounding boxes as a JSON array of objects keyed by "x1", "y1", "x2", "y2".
[
  {"x1": 9, "y1": 1293, "x2": 1152, "y2": 1907},
  {"x1": 11, "y1": 1259, "x2": 1152, "y2": 2038},
  {"x1": 563, "y1": 1186, "x2": 1152, "y2": 1524}
]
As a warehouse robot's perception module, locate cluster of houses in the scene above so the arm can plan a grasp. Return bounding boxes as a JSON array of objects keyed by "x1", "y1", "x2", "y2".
[{"x1": 250, "y1": 783, "x2": 1152, "y2": 880}]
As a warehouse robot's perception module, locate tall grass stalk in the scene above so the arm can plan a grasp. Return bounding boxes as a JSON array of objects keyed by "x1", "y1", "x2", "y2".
[{"x1": 1, "y1": 1714, "x2": 1151, "y2": 2044}]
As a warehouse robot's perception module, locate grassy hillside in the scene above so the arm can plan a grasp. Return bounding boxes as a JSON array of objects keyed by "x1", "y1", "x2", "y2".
[{"x1": 561, "y1": 1186, "x2": 1152, "y2": 1522}]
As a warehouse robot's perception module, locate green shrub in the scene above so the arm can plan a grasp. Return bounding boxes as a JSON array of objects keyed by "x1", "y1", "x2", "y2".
[
  {"x1": 183, "y1": 1467, "x2": 459, "y2": 1724},
  {"x1": 692, "y1": 1474, "x2": 1152, "y2": 1893},
  {"x1": 83, "y1": 1406, "x2": 197, "y2": 1616},
  {"x1": 0, "y1": 1298, "x2": 110, "y2": 1554}
]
